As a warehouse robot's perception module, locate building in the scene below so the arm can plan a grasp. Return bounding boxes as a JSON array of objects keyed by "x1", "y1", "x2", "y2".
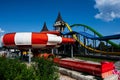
[
  {"x1": 53, "y1": 12, "x2": 65, "y2": 32},
  {"x1": 40, "y1": 22, "x2": 49, "y2": 32}
]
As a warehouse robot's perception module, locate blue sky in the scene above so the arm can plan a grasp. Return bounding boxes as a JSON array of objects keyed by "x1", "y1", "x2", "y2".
[{"x1": 0, "y1": 0, "x2": 120, "y2": 37}]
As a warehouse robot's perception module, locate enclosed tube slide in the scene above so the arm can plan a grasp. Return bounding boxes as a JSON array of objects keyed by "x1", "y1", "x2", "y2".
[{"x1": 1, "y1": 32, "x2": 75, "y2": 49}]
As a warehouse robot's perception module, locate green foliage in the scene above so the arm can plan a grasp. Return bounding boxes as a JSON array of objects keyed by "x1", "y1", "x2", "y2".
[
  {"x1": 33, "y1": 58, "x2": 59, "y2": 80},
  {"x1": 0, "y1": 57, "x2": 59, "y2": 80},
  {"x1": 0, "y1": 57, "x2": 35, "y2": 80}
]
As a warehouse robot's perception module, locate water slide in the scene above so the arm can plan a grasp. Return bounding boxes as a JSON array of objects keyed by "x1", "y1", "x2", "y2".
[
  {"x1": 62, "y1": 31, "x2": 120, "y2": 40},
  {"x1": 70, "y1": 24, "x2": 120, "y2": 48},
  {"x1": 65, "y1": 23, "x2": 120, "y2": 55}
]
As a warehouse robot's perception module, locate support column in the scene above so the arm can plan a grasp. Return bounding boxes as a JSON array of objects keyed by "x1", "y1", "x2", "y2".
[
  {"x1": 6, "y1": 49, "x2": 10, "y2": 58},
  {"x1": 18, "y1": 51, "x2": 21, "y2": 57},
  {"x1": 87, "y1": 39, "x2": 89, "y2": 55},
  {"x1": 63, "y1": 44, "x2": 66, "y2": 54},
  {"x1": 78, "y1": 35, "x2": 81, "y2": 54},
  {"x1": 106, "y1": 40, "x2": 109, "y2": 57},
  {"x1": 28, "y1": 49, "x2": 32, "y2": 64},
  {"x1": 93, "y1": 33, "x2": 96, "y2": 55},
  {"x1": 100, "y1": 41, "x2": 102, "y2": 55},
  {"x1": 106, "y1": 40, "x2": 108, "y2": 52},
  {"x1": 112, "y1": 46, "x2": 114, "y2": 52},
  {"x1": 71, "y1": 45, "x2": 73, "y2": 58},
  {"x1": 93, "y1": 39, "x2": 95, "y2": 53},
  {"x1": 84, "y1": 27, "x2": 87, "y2": 55},
  {"x1": 84, "y1": 37, "x2": 87, "y2": 55},
  {"x1": 51, "y1": 48, "x2": 54, "y2": 54},
  {"x1": 56, "y1": 48, "x2": 58, "y2": 54}
]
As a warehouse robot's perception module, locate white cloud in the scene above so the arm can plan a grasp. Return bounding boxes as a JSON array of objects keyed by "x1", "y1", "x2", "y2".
[
  {"x1": 94, "y1": 0, "x2": 120, "y2": 21},
  {"x1": 0, "y1": 28, "x2": 5, "y2": 33}
]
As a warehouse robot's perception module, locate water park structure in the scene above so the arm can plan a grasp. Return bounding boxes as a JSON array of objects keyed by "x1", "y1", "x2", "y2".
[
  {"x1": 1, "y1": 12, "x2": 120, "y2": 56},
  {"x1": 0, "y1": 12, "x2": 120, "y2": 79}
]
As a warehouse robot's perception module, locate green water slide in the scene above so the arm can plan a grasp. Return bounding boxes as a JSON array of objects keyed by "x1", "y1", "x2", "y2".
[
  {"x1": 70, "y1": 24, "x2": 120, "y2": 48},
  {"x1": 65, "y1": 23, "x2": 120, "y2": 55}
]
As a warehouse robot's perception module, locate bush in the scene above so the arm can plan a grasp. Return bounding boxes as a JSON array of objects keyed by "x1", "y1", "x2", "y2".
[
  {"x1": 0, "y1": 57, "x2": 59, "y2": 80},
  {"x1": 33, "y1": 58, "x2": 59, "y2": 80},
  {"x1": 0, "y1": 57, "x2": 35, "y2": 80}
]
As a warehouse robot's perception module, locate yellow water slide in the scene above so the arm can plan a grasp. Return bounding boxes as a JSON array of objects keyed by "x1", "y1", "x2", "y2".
[{"x1": 65, "y1": 23, "x2": 120, "y2": 55}]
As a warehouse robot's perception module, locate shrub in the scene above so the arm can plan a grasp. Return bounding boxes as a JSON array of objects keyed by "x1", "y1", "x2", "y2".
[
  {"x1": 33, "y1": 57, "x2": 59, "y2": 80},
  {"x1": 0, "y1": 57, "x2": 59, "y2": 80},
  {"x1": 0, "y1": 57, "x2": 35, "y2": 80}
]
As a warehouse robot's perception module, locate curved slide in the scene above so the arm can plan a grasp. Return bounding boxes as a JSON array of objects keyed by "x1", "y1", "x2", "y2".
[
  {"x1": 71, "y1": 24, "x2": 120, "y2": 48},
  {"x1": 65, "y1": 23, "x2": 120, "y2": 55},
  {"x1": 62, "y1": 31, "x2": 120, "y2": 40}
]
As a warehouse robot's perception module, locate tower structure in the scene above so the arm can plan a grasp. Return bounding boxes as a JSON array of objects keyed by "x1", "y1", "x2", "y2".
[
  {"x1": 40, "y1": 22, "x2": 49, "y2": 32},
  {"x1": 40, "y1": 22, "x2": 51, "y2": 53},
  {"x1": 53, "y1": 12, "x2": 65, "y2": 32}
]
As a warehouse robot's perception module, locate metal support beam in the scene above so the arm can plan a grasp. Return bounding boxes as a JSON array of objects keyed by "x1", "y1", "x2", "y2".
[
  {"x1": 56, "y1": 48, "x2": 58, "y2": 54},
  {"x1": 71, "y1": 45, "x2": 73, "y2": 58},
  {"x1": 28, "y1": 49, "x2": 32, "y2": 64},
  {"x1": 106, "y1": 41, "x2": 109, "y2": 57},
  {"x1": 84, "y1": 37, "x2": 87, "y2": 55},
  {"x1": 51, "y1": 48, "x2": 54, "y2": 54},
  {"x1": 6, "y1": 49, "x2": 10, "y2": 58}
]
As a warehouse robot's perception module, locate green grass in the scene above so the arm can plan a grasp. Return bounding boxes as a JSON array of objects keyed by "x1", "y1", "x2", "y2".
[{"x1": 76, "y1": 56, "x2": 117, "y2": 63}]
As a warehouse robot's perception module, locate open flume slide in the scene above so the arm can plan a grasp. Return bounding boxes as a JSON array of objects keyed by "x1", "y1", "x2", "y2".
[
  {"x1": 65, "y1": 23, "x2": 120, "y2": 55},
  {"x1": 70, "y1": 24, "x2": 120, "y2": 48},
  {"x1": 62, "y1": 31, "x2": 120, "y2": 40}
]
